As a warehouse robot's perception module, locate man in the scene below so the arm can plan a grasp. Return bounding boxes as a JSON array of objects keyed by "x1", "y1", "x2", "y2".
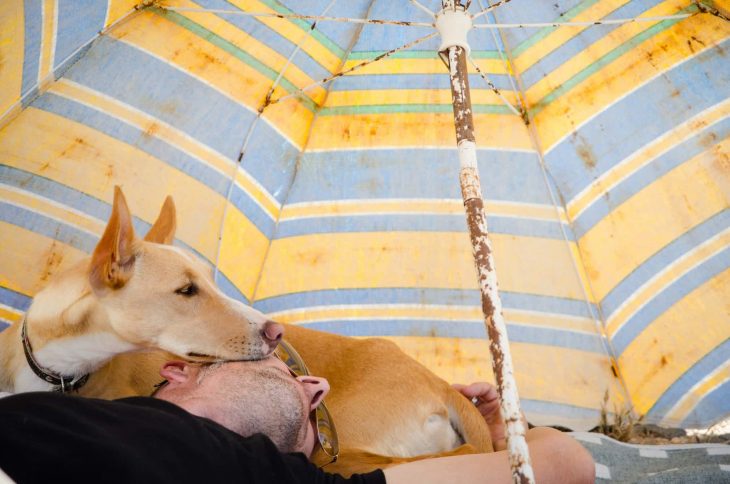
[{"x1": 0, "y1": 357, "x2": 594, "y2": 483}]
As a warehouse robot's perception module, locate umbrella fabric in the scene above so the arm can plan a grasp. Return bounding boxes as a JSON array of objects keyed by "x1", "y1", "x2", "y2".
[{"x1": 0, "y1": 0, "x2": 727, "y2": 431}]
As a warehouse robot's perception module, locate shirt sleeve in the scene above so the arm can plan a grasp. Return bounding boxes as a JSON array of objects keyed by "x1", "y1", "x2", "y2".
[{"x1": 240, "y1": 434, "x2": 386, "y2": 484}]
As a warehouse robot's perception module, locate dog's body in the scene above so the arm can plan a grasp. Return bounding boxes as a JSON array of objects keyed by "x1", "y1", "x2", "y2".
[{"x1": 0, "y1": 188, "x2": 491, "y2": 475}]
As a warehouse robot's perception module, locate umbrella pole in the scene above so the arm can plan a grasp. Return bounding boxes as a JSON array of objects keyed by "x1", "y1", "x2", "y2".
[{"x1": 440, "y1": 4, "x2": 535, "y2": 481}]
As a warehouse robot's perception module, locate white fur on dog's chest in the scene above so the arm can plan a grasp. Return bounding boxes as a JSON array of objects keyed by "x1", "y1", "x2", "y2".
[{"x1": 14, "y1": 332, "x2": 138, "y2": 393}]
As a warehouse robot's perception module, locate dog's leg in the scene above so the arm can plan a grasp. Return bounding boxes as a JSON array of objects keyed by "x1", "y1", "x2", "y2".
[{"x1": 314, "y1": 445, "x2": 483, "y2": 477}]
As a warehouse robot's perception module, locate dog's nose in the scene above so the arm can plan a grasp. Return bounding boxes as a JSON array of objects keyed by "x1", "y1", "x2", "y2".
[{"x1": 262, "y1": 321, "x2": 284, "y2": 349}]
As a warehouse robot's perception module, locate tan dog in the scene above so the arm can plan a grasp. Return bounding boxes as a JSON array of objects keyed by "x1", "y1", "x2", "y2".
[
  {"x1": 0, "y1": 187, "x2": 283, "y2": 395},
  {"x1": 0, "y1": 188, "x2": 492, "y2": 475}
]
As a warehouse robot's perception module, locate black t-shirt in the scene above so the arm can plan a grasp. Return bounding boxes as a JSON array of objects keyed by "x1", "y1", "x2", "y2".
[{"x1": 0, "y1": 392, "x2": 385, "y2": 484}]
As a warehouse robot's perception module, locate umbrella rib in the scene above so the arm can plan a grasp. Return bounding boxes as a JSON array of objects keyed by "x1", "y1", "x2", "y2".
[
  {"x1": 471, "y1": 0, "x2": 514, "y2": 21},
  {"x1": 159, "y1": 6, "x2": 433, "y2": 27},
  {"x1": 409, "y1": 0, "x2": 437, "y2": 18},
  {"x1": 261, "y1": 0, "x2": 339, "y2": 109},
  {"x1": 471, "y1": 13, "x2": 695, "y2": 28},
  {"x1": 474, "y1": 0, "x2": 526, "y2": 117},
  {"x1": 265, "y1": 31, "x2": 439, "y2": 108},
  {"x1": 467, "y1": 55, "x2": 522, "y2": 117}
]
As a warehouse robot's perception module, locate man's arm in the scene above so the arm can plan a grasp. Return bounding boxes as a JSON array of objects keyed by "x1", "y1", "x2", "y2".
[
  {"x1": 383, "y1": 426, "x2": 595, "y2": 484},
  {"x1": 383, "y1": 382, "x2": 595, "y2": 484}
]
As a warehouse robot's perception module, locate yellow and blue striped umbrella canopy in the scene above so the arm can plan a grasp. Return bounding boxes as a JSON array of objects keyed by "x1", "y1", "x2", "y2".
[{"x1": 0, "y1": 0, "x2": 728, "y2": 430}]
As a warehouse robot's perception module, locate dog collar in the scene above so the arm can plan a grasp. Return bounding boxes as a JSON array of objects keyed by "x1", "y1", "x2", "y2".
[{"x1": 21, "y1": 317, "x2": 90, "y2": 393}]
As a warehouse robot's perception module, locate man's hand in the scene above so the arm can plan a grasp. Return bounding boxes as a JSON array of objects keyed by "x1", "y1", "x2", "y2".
[{"x1": 452, "y1": 382, "x2": 526, "y2": 451}]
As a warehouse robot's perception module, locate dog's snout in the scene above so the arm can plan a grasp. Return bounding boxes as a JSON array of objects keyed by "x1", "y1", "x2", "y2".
[{"x1": 262, "y1": 321, "x2": 284, "y2": 349}]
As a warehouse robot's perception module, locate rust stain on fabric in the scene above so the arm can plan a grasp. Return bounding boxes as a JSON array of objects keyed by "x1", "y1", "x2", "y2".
[{"x1": 40, "y1": 239, "x2": 64, "y2": 283}]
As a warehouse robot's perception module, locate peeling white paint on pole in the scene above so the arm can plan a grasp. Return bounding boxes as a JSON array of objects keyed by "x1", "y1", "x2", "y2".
[{"x1": 439, "y1": 2, "x2": 535, "y2": 482}]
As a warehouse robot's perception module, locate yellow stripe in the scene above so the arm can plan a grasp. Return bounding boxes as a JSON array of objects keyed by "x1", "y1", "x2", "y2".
[
  {"x1": 378, "y1": 336, "x2": 626, "y2": 411},
  {"x1": 228, "y1": 0, "x2": 342, "y2": 74},
  {"x1": 568, "y1": 98, "x2": 730, "y2": 220},
  {"x1": 307, "y1": 112, "x2": 532, "y2": 150},
  {"x1": 0, "y1": 107, "x2": 241, "y2": 261},
  {"x1": 663, "y1": 360, "x2": 730, "y2": 425},
  {"x1": 0, "y1": 305, "x2": 23, "y2": 325},
  {"x1": 0, "y1": 0, "x2": 24, "y2": 121},
  {"x1": 606, "y1": 229, "x2": 730, "y2": 336},
  {"x1": 514, "y1": 0, "x2": 633, "y2": 72},
  {"x1": 109, "y1": 8, "x2": 314, "y2": 149},
  {"x1": 217, "y1": 204, "x2": 271, "y2": 300},
  {"x1": 0, "y1": 185, "x2": 105, "y2": 235},
  {"x1": 280, "y1": 199, "x2": 567, "y2": 224},
  {"x1": 578, "y1": 138, "x2": 730, "y2": 300},
  {"x1": 172, "y1": 0, "x2": 328, "y2": 103},
  {"x1": 0, "y1": 222, "x2": 87, "y2": 297},
  {"x1": 342, "y1": 57, "x2": 507, "y2": 76},
  {"x1": 38, "y1": 0, "x2": 57, "y2": 87},
  {"x1": 270, "y1": 305, "x2": 596, "y2": 333},
  {"x1": 620, "y1": 269, "x2": 730, "y2": 415},
  {"x1": 568, "y1": 241, "x2": 598, "y2": 305},
  {"x1": 526, "y1": 0, "x2": 687, "y2": 106},
  {"x1": 255, "y1": 232, "x2": 587, "y2": 300},
  {"x1": 105, "y1": 0, "x2": 138, "y2": 27},
  {"x1": 324, "y1": 88, "x2": 519, "y2": 108},
  {"x1": 536, "y1": 14, "x2": 730, "y2": 152},
  {"x1": 49, "y1": 78, "x2": 281, "y2": 220}
]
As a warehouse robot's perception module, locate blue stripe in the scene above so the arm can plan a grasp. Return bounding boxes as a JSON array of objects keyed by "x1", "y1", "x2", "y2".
[
  {"x1": 254, "y1": 288, "x2": 597, "y2": 319},
  {"x1": 31, "y1": 92, "x2": 276, "y2": 237},
  {"x1": 21, "y1": 0, "x2": 42, "y2": 97},
  {"x1": 300, "y1": 319, "x2": 604, "y2": 353},
  {"x1": 680, "y1": 378, "x2": 730, "y2": 428},
  {"x1": 64, "y1": 36, "x2": 258, "y2": 160},
  {"x1": 522, "y1": 398, "x2": 603, "y2": 422},
  {"x1": 0, "y1": 286, "x2": 32, "y2": 312},
  {"x1": 329, "y1": 73, "x2": 515, "y2": 91},
  {"x1": 574, "y1": 118, "x2": 730, "y2": 238},
  {"x1": 487, "y1": 0, "x2": 589, "y2": 53},
  {"x1": 349, "y1": 2, "x2": 437, "y2": 52},
  {"x1": 194, "y1": 0, "x2": 332, "y2": 79},
  {"x1": 520, "y1": 0, "x2": 663, "y2": 89},
  {"x1": 613, "y1": 249, "x2": 730, "y2": 356},
  {"x1": 645, "y1": 339, "x2": 730, "y2": 425},
  {"x1": 0, "y1": 176, "x2": 245, "y2": 304},
  {"x1": 0, "y1": 201, "x2": 98, "y2": 252},
  {"x1": 293, "y1": 149, "x2": 552, "y2": 204},
  {"x1": 215, "y1": 272, "x2": 249, "y2": 305},
  {"x1": 279, "y1": 0, "x2": 371, "y2": 53},
  {"x1": 55, "y1": 0, "x2": 106, "y2": 70},
  {"x1": 61, "y1": 36, "x2": 297, "y2": 205},
  {"x1": 0, "y1": 322, "x2": 8, "y2": 332},
  {"x1": 276, "y1": 213, "x2": 573, "y2": 240},
  {"x1": 545, "y1": 41, "x2": 730, "y2": 201},
  {"x1": 601, "y1": 210, "x2": 730, "y2": 317}
]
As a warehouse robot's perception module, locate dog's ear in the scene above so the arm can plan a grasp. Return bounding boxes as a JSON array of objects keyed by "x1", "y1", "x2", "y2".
[
  {"x1": 90, "y1": 186, "x2": 137, "y2": 290},
  {"x1": 144, "y1": 195, "x2": 176, "y2": 245}
]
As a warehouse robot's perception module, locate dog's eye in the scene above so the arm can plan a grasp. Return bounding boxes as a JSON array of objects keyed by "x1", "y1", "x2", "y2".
[{"x1": 175, "y1": 283, "x2": 198, "y2": 297}]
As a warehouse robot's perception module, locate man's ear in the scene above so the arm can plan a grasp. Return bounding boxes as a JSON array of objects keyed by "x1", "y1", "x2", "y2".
[
  {"x1": 144, "y1": 195, "x2": 176, "y2": 245},
  {"x1": 159, "y1": 361, "x2": 194, "y2": 384},
  {"x1": 89, "y1": 186, "x2": 137, "y2": 290}
]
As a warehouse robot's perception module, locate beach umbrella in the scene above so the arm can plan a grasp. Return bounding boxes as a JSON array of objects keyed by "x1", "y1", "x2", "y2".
[{"x1": 1, "y1": 0, "x2": 728, "y2": 449}]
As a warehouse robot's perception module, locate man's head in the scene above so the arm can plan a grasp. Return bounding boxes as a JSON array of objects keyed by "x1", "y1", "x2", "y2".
[{"x1": 154, "y1": 358, "x2": 328, "y2": 455}]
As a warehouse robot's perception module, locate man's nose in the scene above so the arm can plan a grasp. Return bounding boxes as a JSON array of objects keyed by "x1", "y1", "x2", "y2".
[
  {"x1": 297, "y1": 376, "x2": 330, "y2": 411},
  {"x1": 262, "y1": 320, "x2": 284, "y2": 350}
]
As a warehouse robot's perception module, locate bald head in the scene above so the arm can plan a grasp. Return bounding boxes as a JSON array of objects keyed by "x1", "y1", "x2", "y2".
[{"x1": 154, "y1": 358, "x2": 328, "y2": 455}]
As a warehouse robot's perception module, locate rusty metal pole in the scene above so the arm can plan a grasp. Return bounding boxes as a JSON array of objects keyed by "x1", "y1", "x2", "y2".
[{"x1": 439, "y1": 2, "x2": 535, "y2": 482}]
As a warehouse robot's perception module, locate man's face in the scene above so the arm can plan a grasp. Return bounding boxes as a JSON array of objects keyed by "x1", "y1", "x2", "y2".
[{"x1": 154, "y1": 358, "x2": 329, "y2": 456}]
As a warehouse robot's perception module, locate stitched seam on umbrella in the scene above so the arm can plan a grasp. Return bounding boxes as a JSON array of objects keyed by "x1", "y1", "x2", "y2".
[
  {"x1": 151, "y1": 6, "x2": 318, "y2": 112},
  {"x1": 528, "y1": 5, "x2": 696, "y2": 117}
]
